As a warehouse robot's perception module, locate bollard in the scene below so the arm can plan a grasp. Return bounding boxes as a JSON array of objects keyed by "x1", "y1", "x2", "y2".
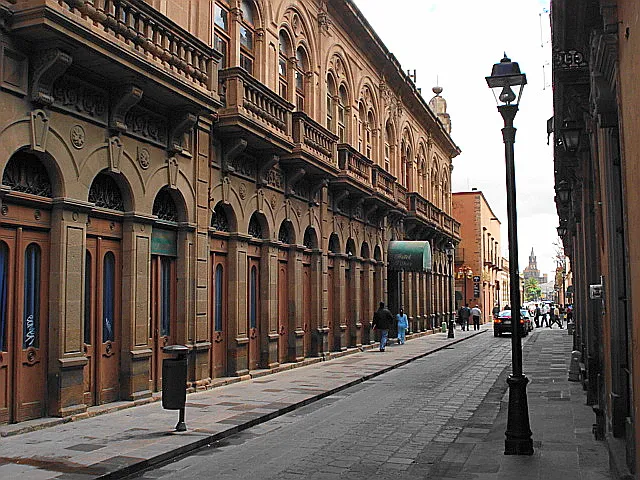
[
  {"x1": 567, "y1": 320, "x2": 575, "y2": 336},
  {"x1": 441, "y1": 321, "x2": 447, "y2": 333},
  {"x1": 568, "y1": 350, "x2": 581, "y2": 382},
  {"x1": 162, "y1": 345, "x2": 189, "y2": 431}
]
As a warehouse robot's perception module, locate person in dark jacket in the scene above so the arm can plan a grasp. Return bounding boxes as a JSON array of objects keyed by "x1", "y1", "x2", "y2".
[
  {"x1": 457, "y1": 303, "x2": 471, "y2": 331},
  {"x1": 372, "y1": 302, "x2": 394, "y2": 351}
]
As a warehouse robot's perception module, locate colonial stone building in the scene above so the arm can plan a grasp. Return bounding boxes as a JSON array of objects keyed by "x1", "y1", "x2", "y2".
[
  {"x1": 552, "y1": 0, "x2": 639, "y2": 476},
  {"x1": 522, "y1": 248, "x2": 548, "y2": 285},
  {"x1": 0, "y1": 0, "x2": 459, "y2": 424}
]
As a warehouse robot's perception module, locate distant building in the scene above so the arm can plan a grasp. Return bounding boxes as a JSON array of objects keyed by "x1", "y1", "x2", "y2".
[{"x1": 522, "y1": 248, "x2": 548, "y2": 284}]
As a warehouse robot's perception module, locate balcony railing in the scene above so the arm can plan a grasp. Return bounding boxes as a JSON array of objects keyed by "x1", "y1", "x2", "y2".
[
  {"x1": 219, "y1": 67, "x2": 293, "y2": 140},
  {"x1": 292, "y1": 112, "x2": 337, "y2": 168},
  {"x1": 371, "y1": 165, "x2": 395, "y2": 203},
  {"x1": 337, "y1": 144, "x2": 372, "y2": 188},
  {"x1": 52, "y1": 0, "x2": 215, "y2": 91}
]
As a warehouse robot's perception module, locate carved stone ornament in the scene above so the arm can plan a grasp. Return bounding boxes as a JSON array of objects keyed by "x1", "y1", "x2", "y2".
[
  {"x1": 30, "y1": 109, "x2": 49, "y2": 152},
  {"x1": 239, "y1": 182, "x2": 247, "y2": 200},
  {"x1": 110, "y1": 85, "x2": 143, "y2": 133},
  {"x1": 169, "y1": 112, "x2": 197, "y2": 154},
  {"x1": 222, "y1": 176, "x2": 230, "y2": 203},
  {"x1": 31, "y1": 48, "x2": 72, "y2": 106},
  {"x1": 108, "y1": 136, "x2": 123, "y2": 173},
  {"x1": 137, "y1": 147, "x2": 150, "y2": 169},
  {"x1": 257, "y1": 188, "x2": 264, "y2": 212},
  {"x1": 167, "y1": 156, "x2": 179, "y2": 189},
  {"x1": 271, "y1": 195, "x2": 278, "y2": 211},
  {"x1": 70, "y1": 125, "x2": 85, "y2": 149}
]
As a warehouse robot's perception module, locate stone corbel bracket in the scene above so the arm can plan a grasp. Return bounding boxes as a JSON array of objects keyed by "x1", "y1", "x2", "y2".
[
  {"x1": 309, "y1": 178, "x2": 329, "y2": 206},
  {"x1": 332, "y1": 189, "x2": 349, "y2": 212},
  {"x1": 221, "y1": 138, "x2": 247, "y2": 174},
  {"x1": 109, "y1": 85, "x2": 143, "y2": 133},
  {"x1": 257, "y1": 154, "x2": 279, "y2": 187},
  {"x1": 285, "y1": 167, "x2": 305, "y2": 197},
  {"x1": 169, "y1": 112, "x2": 198, "y2": 154},
  {"x1": 31, "y1": 48, "x2": 72, "y2": 106}
]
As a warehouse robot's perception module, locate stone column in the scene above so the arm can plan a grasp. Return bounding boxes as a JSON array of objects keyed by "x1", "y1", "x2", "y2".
[
  {"x1": 227, "y1": 234, "x2": 248, "y2": 376},
  {"x1": 48, "y1": 202, "x2": 90, "y2": 417},
  {"x1": 336, "y1": 254, "x2": 347, "y2": 350},
  {"x1": 261, "y1": 242, "x2": 279, "y2": 368},
  {"x1": 289, "y1": 245, "x2": 304, "y2": 361}
]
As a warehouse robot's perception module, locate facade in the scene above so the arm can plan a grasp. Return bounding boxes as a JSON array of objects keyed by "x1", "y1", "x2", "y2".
[
  {"x1": 522, "y1": 248, "x2": 548, "y2": 284},
  {"x1": 551, "y1": 0, "x2": 638, "y2": 476},
  {"x1": 0, "y1": 0, "x2": 459, "y2": 424},
  {"x1": 451, "y1": 189, "x2": 502, "y2": 323}
]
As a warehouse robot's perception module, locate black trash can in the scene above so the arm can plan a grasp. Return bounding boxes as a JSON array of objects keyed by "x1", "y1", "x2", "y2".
[{"x1": 161, "y1": 345, "x2": 188, "y2": 431}]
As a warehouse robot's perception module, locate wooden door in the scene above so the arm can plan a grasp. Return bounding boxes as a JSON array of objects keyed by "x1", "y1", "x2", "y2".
[
  {"x1": 85, "y1": 237, "x2": 122, "y2": 404},
  {"x1": 210, "y1": 254, "x2": 227, "y2": 378},
  {"x1": 248, "y1": 259, "x2": 260, "y2": 370},
  {"x1": 302, "y1": 262, "x2": 311, "y2": 357},
  {"x1": 0, "y1": 228, "x2": 49, "y2": 423},
  {"x1": 327, "y1": 259, "x2": 334, "y2": 351},
  {"x1": 277, "y1": 261, "x2": 287, "y2": 364},
  {"x1": 150, "y1": 255, "x2": 176, "y2": 392}
]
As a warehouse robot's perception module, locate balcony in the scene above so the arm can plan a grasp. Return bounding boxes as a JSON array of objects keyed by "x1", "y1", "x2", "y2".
[
  {"x1": 217, "y1": 67, "x2": 294, "y2": 152},
  {"x1": 280, "y1": 112, "x2": 339, "y2": 178},
  {"x1": 371, "y1": 165, "x2": 396, "y2": 205},
  {"x1": 9, "y1": 0, "x2": 220, "y2": 111},
  {"x1": 406, "y1": 192, "x2": 461, "y2": 240}
]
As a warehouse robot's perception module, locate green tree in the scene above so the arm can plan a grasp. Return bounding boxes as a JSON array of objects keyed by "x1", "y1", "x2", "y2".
[{"x1": 524, "y1": 277, "x2": 541, "y2": 302}]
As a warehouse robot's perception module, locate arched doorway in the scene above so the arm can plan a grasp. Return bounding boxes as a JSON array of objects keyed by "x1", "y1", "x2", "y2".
[
  {"x1": 85, "y1": 171, "x2": 125, "y2": 405},
  {"x1": 327, "y1": 233, "x2": 340, "y2": 351},
  {"x1": 360, "y1": 241, "x2": 371, "y2": 344},
  {"x1": 345, "y1": 237, "x2": 357, "y2": 347},
  {"x1": 149, "y1": 188, "x2": 180, "y2": 392},
  {"x1": 303, "y1": 226, "x2": 319, "y2": 355},
  {"x1": 210, "y1": 203, "x2": 232, "y2": 378},
  {"x1": 277, "y1": 220, "x2": 293, "y2": 363},
  {"x1": 0, "y1": 151, "x2": 52, "y2": 422},
  {"x1": 247, "y1": 212, "x2": 266, "y2": 370}
]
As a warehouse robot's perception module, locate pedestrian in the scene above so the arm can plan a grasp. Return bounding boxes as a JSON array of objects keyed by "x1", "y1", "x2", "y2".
[
  {"x1": 492, "y1": 304, "x2": 500, "y2": 321},
  {"x1": 372, "y1": 302, "x2": 394, "y2": 351},
  {"x1": 541, "y1": 303, "x2": 549, "y2": 328},
  {"x1": 470, "y1": 304, "x2": 482, "y2": 330},
  {"x1": 534, "y1": 303, "x2": 541, "y2": 328},
  {"x1": 551, "y1": 304, "x2": 562, "y2": 328},
  {"x1": 457, "y1": 303, "x2": 471, "y2": 331},
  {"x1": 396, "y1": 307, "x2": 408, "y2": 345}
]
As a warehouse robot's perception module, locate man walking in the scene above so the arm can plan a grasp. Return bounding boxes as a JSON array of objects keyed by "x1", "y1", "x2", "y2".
[
  {"x1": 492, "y1": 304, "x2": 500, "y2": 321},
  {"x1": 534, "y1": 303, "x2": 541, "y2": 328},
  {"x1": 470, "y1": 304, "x2": 482, "y2": 331},
  {"x1": 457, "y1": 303, "x2": 470, "y2": 331},
  {"x1": 372, "y1": 302, "x2": 394, "y2": 351}
]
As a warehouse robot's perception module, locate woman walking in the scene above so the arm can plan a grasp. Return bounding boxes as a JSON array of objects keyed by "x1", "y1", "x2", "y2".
[{"x1": 396, "y1": 307, "x2": 409, "y2": 345}]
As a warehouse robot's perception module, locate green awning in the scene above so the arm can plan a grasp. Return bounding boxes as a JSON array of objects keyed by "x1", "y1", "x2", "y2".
[{"x1": 387, "y1": 241, "x2": 432, "y2": 272}]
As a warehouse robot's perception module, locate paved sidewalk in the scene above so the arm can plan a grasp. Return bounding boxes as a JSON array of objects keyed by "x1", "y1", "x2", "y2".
[{"x1": 0, "y1": 325, "x2": 612, "y2": 480}]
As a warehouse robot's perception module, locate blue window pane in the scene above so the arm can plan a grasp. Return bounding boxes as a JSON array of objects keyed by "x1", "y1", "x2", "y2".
[
  {"x1": 161, "y1": 257, "x2": 171, "y2": 337},
  {"x1": 103, "y1": 252, "x2": 115, "y2": 342},
  {"x1": 215, "y1": 265, "x2": 223, "y2": 331},
  {"x1": 23, "y1": 244, "x2": 41, "y2": 348},
  {"x1": 84, "y1": 252, "x2": 91, "y2": 345},
  {"x1": 249, "y1": 266, "x2": 257, "y2": 329},
  {"x1": 0, "y1": 243, "x2": 8, "y2": 351}
]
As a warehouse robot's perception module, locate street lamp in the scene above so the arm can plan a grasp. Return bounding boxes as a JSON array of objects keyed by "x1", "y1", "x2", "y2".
[
  {"x1": 446, "y1": 242, "x2": 455, "y2": 338},
  {"x1": 457, "y1": 266, "x2": 473, "y2": 305},
  {"x1": 486, "y1": 54, "x2": 533, "y2": 456}
]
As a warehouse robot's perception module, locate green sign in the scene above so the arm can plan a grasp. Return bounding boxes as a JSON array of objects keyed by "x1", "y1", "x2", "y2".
[
  {"x1": 387, "y1": 241, "x2": 432, "y2": 272},
  {"x1": 151, "y1": 228, "x2": 177, "y2": 256}
]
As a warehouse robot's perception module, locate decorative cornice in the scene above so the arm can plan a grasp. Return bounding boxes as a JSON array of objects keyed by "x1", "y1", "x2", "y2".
[{"x1": 31, "y1": 49, "x2": 72, "y2": 106}]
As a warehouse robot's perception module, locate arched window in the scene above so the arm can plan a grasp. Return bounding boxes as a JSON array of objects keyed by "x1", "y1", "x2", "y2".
[
  {"x1": 102, "y1": 252, "x2": 115, "y2": 343},
  {"x1": 405, "y1": 145, "x2": 412, "y2": 188},
  {"x1": 366, "y1": 111, "x2": 374, "y2": 159},
  {"x1": 211, "y1": 204, "x2": 230, "y2": 232},
  {"x1": 0, "y1": 242, "x2": 8, "y2": 352},
  {"x1": 23, "y1": 244, "x2": 41, "y2": 348},
  {"x1": 213, "y1": 1, "x2": 230, "y2": 70},
  {"x1": 89, "y1": 172, "x2": 124, "y2": 211},
  {"x1": 215, "y1": 264, "x2": 224, "y2": 331},
  {"x1": 153, "y1": 188, "x2": 178, "y2": 222},
  {"x1": 338, "y1": 86, "x2": 348, "y2": 143},
  {"x1": 295, "y1": 47, "x2": 308, "y2": 111},
  {"x1": 278, "y1": 31, "x2": 290, "y2": 99},
  {"x1": 3, "y1": 151, "x2": 52, "y2": 197},
  {"x1": 248, "y1": 214, "x2": 263, "y2": 239},
  {"x1": 358, "y1": 103, "x2": 365, "y2": 153},
  {"x1": 385, "y1": 122, "x2": 394, "y2": 173},
  {"x1": 326, "y1": 75, "x2": 336, "y2": 132},
  {"x1": 240, "y1": 0, "x2": 255, "y2": 74}
]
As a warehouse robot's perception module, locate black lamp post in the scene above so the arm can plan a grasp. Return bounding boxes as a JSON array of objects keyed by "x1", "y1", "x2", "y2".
[
  {"x1": 486, "y1": 54, "x2": 533, "y2": 455},
  {"x1": 446, "y1": 242, "x2": 455, "y2": 338}
]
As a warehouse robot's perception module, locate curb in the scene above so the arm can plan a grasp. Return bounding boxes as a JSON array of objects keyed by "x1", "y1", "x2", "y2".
[{"x1": 108, "y1": 329, "x2": 485, "y2": 479}]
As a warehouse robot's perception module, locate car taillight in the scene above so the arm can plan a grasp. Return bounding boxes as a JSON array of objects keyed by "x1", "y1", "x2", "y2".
[
  {"x1": 519, "y1": 319, "x2": 524, "y2": 324},
  {"x1": 495, "y1": 319, "x2": 501, "y2": 323}
]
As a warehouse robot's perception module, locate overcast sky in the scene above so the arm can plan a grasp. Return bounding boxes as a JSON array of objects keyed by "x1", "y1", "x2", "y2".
[{"x1": 353, "y1": 0, "x2": 559, "y2": 278}]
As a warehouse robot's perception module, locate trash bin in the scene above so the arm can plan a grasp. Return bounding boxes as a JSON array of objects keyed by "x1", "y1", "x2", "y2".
[{"x1": 162, "y1": 345, "x2": 189, "y2": 431}]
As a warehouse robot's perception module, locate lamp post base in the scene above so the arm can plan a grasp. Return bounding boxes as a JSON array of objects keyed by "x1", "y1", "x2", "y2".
[
  {"x1": 447, "y1": 320, "x2": 455, "y2": 338},
  {"x1": 504, "y1": 374, "x2": 533, "y2": 455}
]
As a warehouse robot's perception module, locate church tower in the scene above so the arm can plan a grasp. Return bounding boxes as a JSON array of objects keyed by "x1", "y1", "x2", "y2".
[{"x1": 523, "y1": 247, "x2": 541, "y2": 281}]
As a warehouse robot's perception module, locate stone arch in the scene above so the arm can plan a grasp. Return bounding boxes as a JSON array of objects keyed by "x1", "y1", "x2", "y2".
[
  {"x1": 328, "y1": 232, "x2": 340, "y2": 253},
  {"x1": 278, "y1": 219, "x2": 295, "y2": 244},
  {"x1": 145, "y1": 165, "x2": 195, "y2": 221},
  {"x1": 248, "y1": 211, "x2": 269, "y2": 239},
  {"x1": 2, "y1": 149, "x2": 54, "y2": 198},
  {"x1": 88, "y1": 170, "x2": 130, "y2": 211},
  {"x1": 152, "y1": 186, "x2": 187, "y2": 223},
  {"x1": 211, "y1": 201, "x2": 237, "y2": 232},
  {"x1": 303, "y1": 225, "x2": 318, "y2": 249},
  {"x1": 345, "y1": 237, "x2": 357, "y2": 257},
  {"x1": 374, "y1": 245, "x2": 382, "y2": 261},
  {"x1": 360, "y1": 241, "x2": 370, "y2": 259},
  {"x1": 325, "y1": 48, "x2": 356, "y2": 101}
]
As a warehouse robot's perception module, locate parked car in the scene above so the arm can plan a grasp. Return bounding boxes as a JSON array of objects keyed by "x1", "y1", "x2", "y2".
[{"x1": 494, "y1": 309, "x2": 531, "y2": 337}]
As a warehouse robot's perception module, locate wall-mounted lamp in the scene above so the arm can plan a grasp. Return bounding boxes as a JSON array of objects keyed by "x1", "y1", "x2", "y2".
[
  {"x1": 560, "y1": 119, "x2": 582, "y2": 153},
  {"x1": 556, "y1": 179, "x2": 571, "y2": 204},
  {"x1": 556, "y1": 225, "x2": 567, "y2": 237}
]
